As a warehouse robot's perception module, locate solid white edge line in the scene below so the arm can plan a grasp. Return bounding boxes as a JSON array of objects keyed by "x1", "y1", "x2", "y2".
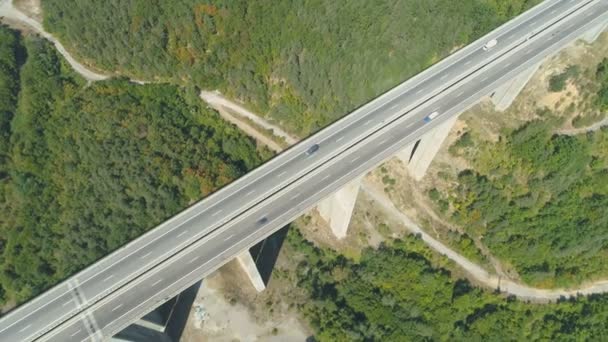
[
  {"x1": 70, "y1": 329, "x2": 82, "y2": 337},
  {"x1": 188, "y1": 256, "x2": 200, "y2": 264},
  {"x1": 18, "y1": 324, "x2": 31, "y2": 333}
]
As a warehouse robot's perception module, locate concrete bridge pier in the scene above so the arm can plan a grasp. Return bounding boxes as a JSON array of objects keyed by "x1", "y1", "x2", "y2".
[
  {"x1": 397, "y1": 116, "x2": 459, "y2": 180},
  {"x1": 317, "y1": 176, "x2": 363, "y2": 238},
  {"x1": 112, "y1": 281, "x2": 201, "y2": 342},
  {"x1": 115, "y1": 227, "x2": 290, "y2": 341},
  {"x1": 235, "y1": 226, "x2": 290, "y2": 292},
  {"x1": 582, "y1": 21, "x2": 608, "y2": 43},
  {"x1": 490, "y1": 62, "x2": 541, "y2": 111},
  {"x1": 236, "y1": 251, "x2": 266, "y2": 292}
]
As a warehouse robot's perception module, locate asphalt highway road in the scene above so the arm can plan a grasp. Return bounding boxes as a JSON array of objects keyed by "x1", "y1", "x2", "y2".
[{"x1": 0, "y1": 0, "x2": 606, "y2": 341}]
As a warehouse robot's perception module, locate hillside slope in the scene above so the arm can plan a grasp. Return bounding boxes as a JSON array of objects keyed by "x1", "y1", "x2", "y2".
[{"x1": 41, "y1": 0, "x2": 540, "y2": 135}]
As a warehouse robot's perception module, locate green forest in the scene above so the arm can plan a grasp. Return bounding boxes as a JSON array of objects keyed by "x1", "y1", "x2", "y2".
[
  {"x1": 42, "y1": 0, "x2": 540, "y2": 136},
  {"x1": 0, "y1": 26, "x2": 262, "y2": 307},
  {"x1": 450, "y1": 123, "x2": 608, "y2": 288},
  {"x1": 434, "y1": 58, "x2": 608, "y2": 288},
  {"x1": 288, "y1": 229, "x2": 608, "y2": 341}
]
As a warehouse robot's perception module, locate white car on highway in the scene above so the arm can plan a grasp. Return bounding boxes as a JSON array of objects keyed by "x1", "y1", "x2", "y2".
[
  {"x1": 482, "y1": 39, "x2": 498, "y2": 51},
  {"x1": 423, "y1": 111, "x2": 439, "y2": 123}
]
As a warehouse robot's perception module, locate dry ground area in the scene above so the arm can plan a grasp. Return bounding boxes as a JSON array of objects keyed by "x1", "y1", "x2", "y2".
[
  {"x1": 213, "y1": 105, "x2": 285, "y2": 153},
  {"x1": 181, "y1": 263, "x2": 310, "y2": 342},
  {"x1": 13, "y1": 0, "x2": 41, "y2": 21}
]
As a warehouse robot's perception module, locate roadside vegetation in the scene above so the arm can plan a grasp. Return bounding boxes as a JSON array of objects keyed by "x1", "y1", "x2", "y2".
[
  {"x1": 548, "y1": 65, "x2": 579, "y2": 92},
  {"x1": 42, "y1": 0, "x2": 540, "y2": 136},
  {"x1": 0, "y1": 27, "x2": 263, "y2": 308},
  {"x1": 287, "y1": 229, "x2": 608, "y2": 341}
]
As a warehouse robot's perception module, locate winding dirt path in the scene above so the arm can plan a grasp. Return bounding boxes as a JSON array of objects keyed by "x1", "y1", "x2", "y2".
[
  {"x1": 214, "y1": 106, "x2": 285, "y2": 153},
  {"x1": 557, "y1": 116, "x2": 608, "y2": 135},
  {"x1": 200, "y1": 91, "x2": 299, "y2": 145},
  {"x1": 362, "y1": 184, "x2": 608, "y2": 301},
  {"x1": 0, "y1": 0, "x2": 108, "y2": 81}
]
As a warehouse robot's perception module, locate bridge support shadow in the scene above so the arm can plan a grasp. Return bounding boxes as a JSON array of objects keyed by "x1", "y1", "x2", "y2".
[{"x1": 249, "y1": 225, "x2": 290, "y2": 287}]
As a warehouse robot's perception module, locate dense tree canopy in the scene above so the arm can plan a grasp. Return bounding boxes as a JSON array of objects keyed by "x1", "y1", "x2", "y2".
[
  {"x1": 0, "y1": 26, "x2": 22, "y2": 174},
  {"x1": 288, "y1": 230, "x2": 608, "y2": 341},
  {"x1": 0, "y1": 30, "x2": 263, "y2": 306},
  {"x1": 42, "y1": 0, "x2": 540, "y2": 135},
  {"x1": 441, "y1": 110, "x2": 608, "y2": 287}
]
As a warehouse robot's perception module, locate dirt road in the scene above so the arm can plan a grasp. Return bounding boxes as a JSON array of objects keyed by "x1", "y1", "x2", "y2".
[
  {"x1": 0, "y1": 0, "x2": 108, "y2": 81},
  {"x1": 557, "y1": 116, "x2": 608, "y2": 135},
  {"x1": 200, "y1": 91, "x2": 299, "y2": 145}
]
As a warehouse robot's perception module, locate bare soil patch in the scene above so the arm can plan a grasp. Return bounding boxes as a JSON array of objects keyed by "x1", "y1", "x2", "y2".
[
  {"x1": 182, "y1": 249, "x2": 310, "y2": 341},
  {"x1": 13, "y1": 0, "x2": 41, "y2": 22}
]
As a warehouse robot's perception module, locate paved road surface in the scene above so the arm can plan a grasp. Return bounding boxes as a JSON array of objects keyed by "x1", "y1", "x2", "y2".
[{"x1": 1, "y1": 0, "x2": 606, "y2": 341}]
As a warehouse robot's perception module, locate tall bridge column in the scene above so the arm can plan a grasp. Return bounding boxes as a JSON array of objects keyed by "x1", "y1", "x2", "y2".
[
  {"x1": 582, "y1": 21, "x2": 608, "y2": 43},
  {"x1": 397, "y1": 116, "x2": 458, "y2": 181},
  {"x1": 234, "y1": 226, "x2": 289, "y2": 292},
  {"x1": 318, "y1": 176, "x2": 363, "y2": 239},
  {"x1": 490, "y1": 62, "x2": 541, "y2": 111},
  {"x1": 236, "y1": 251, "x2": 266, "y2": 292},
  {"x1": 112, "y1": 281, "x2": 201, "y2": 342}
]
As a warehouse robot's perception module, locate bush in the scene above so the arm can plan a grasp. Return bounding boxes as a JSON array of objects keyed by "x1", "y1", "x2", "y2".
[
  {"x1": 548, "y1": 65, "x2": 579, "y2": 92},
  {"x1": 595, "y1": 58, "x2": 608, "y2": 110},
  {"x1": 449, "y1": 131, "x2": 474, "y2": 155},
  {"x1": 448, "y1": 117, "x2": 607, "y2": 287}
]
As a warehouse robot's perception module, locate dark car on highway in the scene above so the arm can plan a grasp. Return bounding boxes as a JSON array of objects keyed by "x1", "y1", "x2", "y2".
[{"x1": 306, "y1": 144, "x2": 320, "y2": 155}]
